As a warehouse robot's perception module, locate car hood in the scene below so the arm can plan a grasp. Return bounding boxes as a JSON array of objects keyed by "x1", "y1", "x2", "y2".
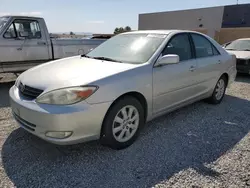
[
  {"x1": 226, "y1": 50, "x2": 250, "y2": 59},
  {"x1": 18, "y1": 56, "x2": 140, "y2": 91}
]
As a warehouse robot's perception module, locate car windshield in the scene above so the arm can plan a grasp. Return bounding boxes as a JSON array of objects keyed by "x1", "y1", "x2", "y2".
[
  {"x1": 225, "y1": 40, "x2": 250, "y2": 51},
  {"x1": 86, "y1": 33, "x2": 167, "y2": 64},
  {"x1": 0, "y1": 17, "x2": 9, "y2": 32}
]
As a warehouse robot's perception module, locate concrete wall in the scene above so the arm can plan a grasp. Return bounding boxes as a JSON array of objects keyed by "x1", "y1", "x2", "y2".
[
  {"x1": 138, "y1": 6, "x2": 225, "y2": 38},
  {"x1": 216, "y1": 28, "x2": 250, "y2": 44}
]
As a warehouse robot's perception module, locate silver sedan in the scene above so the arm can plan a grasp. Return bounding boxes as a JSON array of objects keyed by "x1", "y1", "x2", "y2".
[{"x1": 9, "y1": 30, "x2": 237, "y2": 149}]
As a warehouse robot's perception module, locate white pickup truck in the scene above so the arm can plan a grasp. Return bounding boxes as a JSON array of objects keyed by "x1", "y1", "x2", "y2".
[{"x1": 0, "y1": 15, "x2": 106, "y2": 73}]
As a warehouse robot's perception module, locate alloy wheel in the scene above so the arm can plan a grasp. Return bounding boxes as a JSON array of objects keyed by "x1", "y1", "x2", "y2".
[{"x1": 112, "y1": 105, "x2": 140, "y2": 142}]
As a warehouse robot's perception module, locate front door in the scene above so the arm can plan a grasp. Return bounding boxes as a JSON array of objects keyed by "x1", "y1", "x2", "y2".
[
  {"x1": 153, "y1": 33, "x2": 198, "y2": 114},
  {"x1": 13, "y1": 19, "x2": 50, "y2": 62},
  {"x1": 0, "y1": 23, "x2": 24, "y2": 63},
  {"x1": 1, "y1": 19, "x2": 50, "y2": 72}
]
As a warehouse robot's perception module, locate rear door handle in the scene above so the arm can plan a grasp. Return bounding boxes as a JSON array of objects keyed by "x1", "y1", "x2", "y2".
[
  {"x1": 37, "y1": 41, "x2": 46, "y2": 45},
  {"x1": 189, "y1": 66, "x2": 196, "y2": 72}
]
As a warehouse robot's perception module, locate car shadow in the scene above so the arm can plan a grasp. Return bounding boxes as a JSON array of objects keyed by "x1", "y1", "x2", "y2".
[
  {"x1": 2, "y1": 94, "x2": 250, "y2": 187},
  {"x1": 0, "y1": 82, "x2": 14, "y2": 108}
]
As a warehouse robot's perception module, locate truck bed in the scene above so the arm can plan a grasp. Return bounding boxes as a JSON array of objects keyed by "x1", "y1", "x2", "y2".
[{"x1": 51, "y1": 38, "x2": 106, "y2": 59}]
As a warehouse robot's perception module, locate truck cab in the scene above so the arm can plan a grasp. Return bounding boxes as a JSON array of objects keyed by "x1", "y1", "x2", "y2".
[{"x1": 0, "y1": 15, "x2": 106, "y2": 73}]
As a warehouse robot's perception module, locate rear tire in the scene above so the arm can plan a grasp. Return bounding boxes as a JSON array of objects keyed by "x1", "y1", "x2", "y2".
[
  {"x1": 100, "y1": 96, "x2": 144, "y2": 150},
  {"x1": 206, "y1": 75, "x2": 227, "y2": 104}
]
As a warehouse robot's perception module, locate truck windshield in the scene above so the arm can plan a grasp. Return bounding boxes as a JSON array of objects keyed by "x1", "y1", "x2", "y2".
[
  {"x1": 86, "y1": 33, "x2": 167, "y2": 64},
  {"x1": 0, "y1": 17, "x2": 9, "y2": 32},
  {"x1": 225, "y1": 40, "x2": 250, "y2": 51}
]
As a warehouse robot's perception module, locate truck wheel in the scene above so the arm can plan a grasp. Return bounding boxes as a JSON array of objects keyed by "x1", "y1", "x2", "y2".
[{"x1": 100, "y1": 96, "x2": 144, "y2": 150}]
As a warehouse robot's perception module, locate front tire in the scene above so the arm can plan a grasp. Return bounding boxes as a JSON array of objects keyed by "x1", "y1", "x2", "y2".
[
  {"x1": 206, "y1": 75, "x2": 227, "y2": 104},
  {"x1": 100, "y1": 96, "x2": 145, "y2": 150}
]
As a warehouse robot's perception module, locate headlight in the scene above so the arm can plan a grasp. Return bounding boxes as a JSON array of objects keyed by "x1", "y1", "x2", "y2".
[{"x1": 36, "y1": 86, "x2": 98, "y2": 105}]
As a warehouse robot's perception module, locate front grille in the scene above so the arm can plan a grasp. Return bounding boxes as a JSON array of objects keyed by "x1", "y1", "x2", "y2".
[
  {"x1": 18, "y1": 82, "x2": 43, "y2": 100},
  {"x1": 13, "y1": 113, "x2": 36, "y2": 132},
  {"x1": 237, "y1": 59, "x2": 248, "y2": 65}
]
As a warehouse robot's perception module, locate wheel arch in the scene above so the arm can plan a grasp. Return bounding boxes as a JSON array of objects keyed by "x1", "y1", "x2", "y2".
[
  {"x1": 100, "y1": 91, "x2": 148, "y2": 136},
  {"x1": 221, "y1": 72, "x2": 229, "y2": 87}
]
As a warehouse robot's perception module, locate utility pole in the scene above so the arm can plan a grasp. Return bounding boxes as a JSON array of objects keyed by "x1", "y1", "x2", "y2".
[{"x1": 237, "y1": 0, "x2": 239, "y2": 4}]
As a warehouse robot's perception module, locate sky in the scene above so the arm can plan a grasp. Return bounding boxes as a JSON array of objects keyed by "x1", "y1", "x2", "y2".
[{"x1": 0, "y1": 0, "x2": 249, "y2": 34}]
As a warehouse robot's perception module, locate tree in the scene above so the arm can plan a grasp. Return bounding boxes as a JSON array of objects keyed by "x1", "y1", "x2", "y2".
[
  {"x1": 124, "y1": 26, "x2": 131, "y2": 32},
  {"x1": 70, "y1": 31, "x2": 75, "y2": 35},
  {"x1": 114, "y1": 27, "x2": 120, "y2": 34},
  {"x1": 113, "y1": 26, "x2": 132, "y2": 34}
]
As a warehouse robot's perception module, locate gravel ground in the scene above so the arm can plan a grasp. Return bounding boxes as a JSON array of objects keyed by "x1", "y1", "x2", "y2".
[{"x1": 0, "y1": 74, "x2": 249, "y2": 188}]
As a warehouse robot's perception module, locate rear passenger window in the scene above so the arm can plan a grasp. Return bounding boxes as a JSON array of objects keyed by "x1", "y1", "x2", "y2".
[
  {"x1": 162, "y1": 34, "x2": 192, "y2": 61},
  {"x1": 191, "y1": 34, "x2": 220, "y2": 58}
]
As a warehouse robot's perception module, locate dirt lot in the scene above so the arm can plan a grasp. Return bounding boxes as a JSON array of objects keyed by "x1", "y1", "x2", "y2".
[{"x1": 0, "y1": 74, "x2": 249, "y2": 188}]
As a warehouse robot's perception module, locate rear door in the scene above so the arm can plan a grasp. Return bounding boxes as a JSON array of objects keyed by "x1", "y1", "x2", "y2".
[
  {"x1": 190, "y1": 33, "x2": 222, "y2": 95},
  {"x1": 152, "y1": 33, "x2": 199, "y2": 114}
]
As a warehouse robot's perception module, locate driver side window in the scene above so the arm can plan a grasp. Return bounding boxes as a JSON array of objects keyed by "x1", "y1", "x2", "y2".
[
  {"x1": 3, "y1": 19, "x2": 42, "y2": 39},
  {"x1": 162, "y1": 34, "x2": 192, "y2": 61},
  {"x1": 3, "y1": 23, "x2": 16, "y2": 38}
]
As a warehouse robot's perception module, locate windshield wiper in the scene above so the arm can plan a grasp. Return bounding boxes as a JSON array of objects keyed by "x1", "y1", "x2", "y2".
[
  {"x1": 242, "y1": 49, "x2": 250, "y2": 51},
  {"x1": 92, "y1": 56, "x2": 122, "y2": 63},
  {"x1": 226, "y1": 48, "x2": 236, "y2": 51},
  {"x1": 80, "y1": 54, "x2": 91, "y2": 58}
]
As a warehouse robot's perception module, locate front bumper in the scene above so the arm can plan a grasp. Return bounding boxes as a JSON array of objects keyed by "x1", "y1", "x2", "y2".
[
  {"x1": 237, "y1": 65, "x2": 250, "y2": 74},
  {"x1": 236, "y1": 59, "x2": 250, "y2": 74},
  {"x1": 9, "y1": 86, "x2": 112, "y2": 145}
]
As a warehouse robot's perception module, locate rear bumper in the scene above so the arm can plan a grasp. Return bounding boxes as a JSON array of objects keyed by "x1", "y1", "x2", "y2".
[{"x1": 9, "y1": 85, "x2": 112, "y2": 145}]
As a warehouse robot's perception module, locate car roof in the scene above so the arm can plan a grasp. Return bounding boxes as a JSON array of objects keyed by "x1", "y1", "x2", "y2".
[
  {"x1": 0, "y1": 15, "x2": 43, "y2": 19},
  {"x1": 236, "y1": 38, "x2": 250, "y2": 41},
  {"x1": 121, "y1": 29, "x2": 206, "y2": 35}
]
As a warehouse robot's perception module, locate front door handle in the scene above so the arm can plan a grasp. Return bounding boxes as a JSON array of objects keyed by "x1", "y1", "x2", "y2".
[
  {"x1": 37, "y1": 41, "x2": 46, "y2": 45},
  {"x1": 189, "y1": 66, "x2": 196, "y2": 72}
]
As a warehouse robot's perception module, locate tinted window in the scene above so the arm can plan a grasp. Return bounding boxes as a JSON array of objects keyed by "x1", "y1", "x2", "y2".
[
  {"x1": 14, "y1": 19, "x2": 42, "y2": 39},
  {"x1": 192, "y1": 34, "x2": 220, "y2": 58},
  {"x1": 4, "y1": 23, "x2": 16, "y2": 38},
  {"x1": 212, "y1": 45, "x2": 220, "y2": 55},
  {"x1": 192, "y1": 34, "x2": 214, "y2": 58},
  {"x1": 162, "y1": 34, "x2": 192, "y2": 61}
]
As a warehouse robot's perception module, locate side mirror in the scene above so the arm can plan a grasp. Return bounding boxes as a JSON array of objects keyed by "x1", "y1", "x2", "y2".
[
  {"x1": 155, "y1": 54, "x2": 180, "y2": 67},
  {"x1": 19, "y1": 31, "x2": 29, "y2": 38}
]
